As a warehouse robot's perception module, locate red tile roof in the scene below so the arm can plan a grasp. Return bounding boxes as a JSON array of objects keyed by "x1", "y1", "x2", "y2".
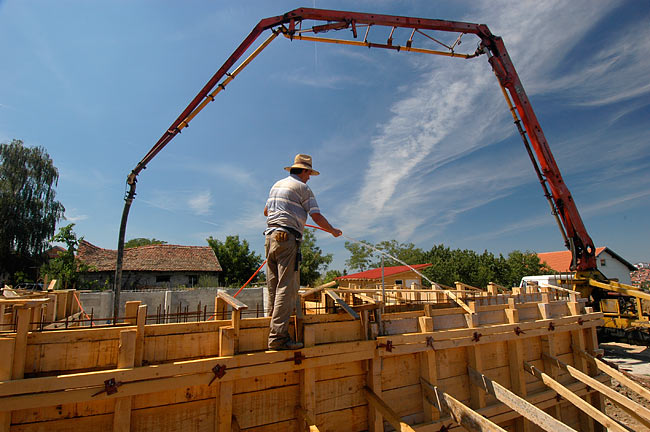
[
  {"x1": 536, "y1": 247, "x2": 637, "y2": 272},
  {"x1": 77, "y1": 241, "x2": 221, "y2": 272},
  {"x1": 337, "y1": 263, "x2": 432, "y2": 281}
]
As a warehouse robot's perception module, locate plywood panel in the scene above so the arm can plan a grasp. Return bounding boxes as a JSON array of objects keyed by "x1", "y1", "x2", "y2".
[
  {"x1": 131, "y1": 398, "x2": 213, "y2": 432},
  {"x1": 232, "y1": 384, "x2": 298, "y2": 429},
  {"x1": 436, "y1": 374, "x2": 470, "y2": 404},
  {"x1": 234, "y1": 371, "x2": 299, "y2": 394},
  {"x1": 315, "y1": 374, "x2": 366, "y2": 414},
  {"x1": 437, "y1": 347, "x2": 467, "y2": 379},
  {"x1": 381, "y1": 353, "x2": 420, "y2": 389},
  {"x1": 11, "y1": 413, "x2": 113, "y2": 432},
  {"x1": 311, "y1": 321, "x2": 362, "y2": 344},
  {"x1": 316, "y1": 404, "x2": 367, "y2": 432},
  {"x1": 315, "y1": 360, "x2": 364, "y2": 381},
  {"x1": 12, "y1": 399, "x2": 115, "y2": 424},
  {"x1": 480, "y1": 341, "x2": 509, "y2": 369},
  {"x1": 379, "y1": 383, "x2": 423, "y2": 418},
  {"x1": 132, "y1": 384, "x2": 215, "y2": 409}
]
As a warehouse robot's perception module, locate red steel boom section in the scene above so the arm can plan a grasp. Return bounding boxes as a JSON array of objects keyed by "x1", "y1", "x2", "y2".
[{"x1": 115, "y1": 8, "x2": 597, "y2": 315}]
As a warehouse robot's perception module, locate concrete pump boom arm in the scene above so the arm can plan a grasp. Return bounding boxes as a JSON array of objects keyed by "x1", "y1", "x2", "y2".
[{"x1": 114, "y1": 8, "x2": 597, "y2": 318}]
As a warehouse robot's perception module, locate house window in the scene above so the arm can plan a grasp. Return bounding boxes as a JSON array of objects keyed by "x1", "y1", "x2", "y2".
[
  {"x1": 395, "y1": 280, "x2": 403, "y2": 286},
  {"x1": 156, "y1": 275, "x2": 171, "y2": 283},
  {"x1": 600, "y1": 259, "x2": 606, "y2": 266},
  {"x1": 188, "y1": 275, "x2": 198, "y2": 287}
]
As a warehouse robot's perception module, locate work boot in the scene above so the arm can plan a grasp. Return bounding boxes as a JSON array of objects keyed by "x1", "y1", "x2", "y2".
[{"x1": 269, "y1": 339, "x2": 303, "y2": 350}]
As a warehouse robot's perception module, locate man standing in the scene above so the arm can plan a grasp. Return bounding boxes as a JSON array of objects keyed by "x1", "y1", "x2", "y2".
[{"x1": 264, "y1": 154, "x2": 342, "y2": 350}]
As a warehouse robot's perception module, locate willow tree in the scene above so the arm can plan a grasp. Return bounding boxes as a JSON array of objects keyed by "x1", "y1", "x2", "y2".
[{"x1": 0, "y1": 139, "x2": 65, "y2": 278}]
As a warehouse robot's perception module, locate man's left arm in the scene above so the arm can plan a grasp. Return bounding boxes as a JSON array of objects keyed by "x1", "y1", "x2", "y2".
[{"x1": 310, "y1": 213, "x2": 342, "y2": 237}]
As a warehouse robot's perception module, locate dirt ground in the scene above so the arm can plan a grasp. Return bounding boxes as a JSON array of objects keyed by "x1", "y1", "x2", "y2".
[{"x1": 601, "y1": 341, "x2": 650, "y2": 431}]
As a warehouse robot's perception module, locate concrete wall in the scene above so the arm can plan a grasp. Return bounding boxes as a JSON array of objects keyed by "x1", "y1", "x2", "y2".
[{"x1": 79, "y1": 287, "x2": 265, "y2": 321}]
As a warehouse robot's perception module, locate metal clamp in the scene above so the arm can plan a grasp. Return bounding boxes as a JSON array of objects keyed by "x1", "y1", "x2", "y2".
[
  {"x1": 514, "y1": 327, "x2": 525, "y2": 336},
  {"x1": 472, "y1": 332, "x2": 482, "y2": 342},
  {"x1": 209, "y1": 364, "x2": 227, "y2": 385},
  {"x1": 426, "y1": 336, "x2": 435, "y2": 349},
  {"x1": 548, "y1": 322, "x2": 555, "y2": 331},
  {"x1": 92, "y1": 378, "x2": 121, "y2": 397},
  {"x1": 294, "y1": 351, "x2": 306, "y2": 365},
  {"x1": 377, "y1": 340, "x2": 393, "y2": 352}
]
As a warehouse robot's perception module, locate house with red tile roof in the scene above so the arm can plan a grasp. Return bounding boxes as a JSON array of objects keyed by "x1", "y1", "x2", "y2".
[
  {"x1": 336, "y1": 263, "x2": 432, "y2": 290},
  {"x1": 77, "y1": 240, "x2": 222, "y2": 290},
  {"x1": 537, "y1": 247, "x2": 635, "y2": 285}
]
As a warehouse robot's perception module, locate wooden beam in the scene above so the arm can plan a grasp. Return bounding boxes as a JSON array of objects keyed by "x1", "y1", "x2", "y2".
[
  {"x1": 363, "y1": 386, "x2": 416, "y2": 432},
  {"x1": 300, "y1": 281, "x2": 336, "y2": 299},
  {"x1": 543, "y1": 353, "x2": 650, "y2": 429},
  {"x1": 578, "y1": 349, "x2": 650, "y2": 403},
  {"x1": 523, "y1": 361, "x2": 627, "y2": 432},
  {"x1": 299, "y1": 325, "x2": 317, "y2": 432},
  {"x1": 420, "y1": 377, "x2": 507, "y2": 432},
  {"x1": 296, "y1": 406, "x2": 319, "y2": 432},
  {"x1": 325, "y1": 289, "x2": 360, "y2": 320},
  {"x1": 468, "y1": 367, "x2": 576, "y2": 432}
]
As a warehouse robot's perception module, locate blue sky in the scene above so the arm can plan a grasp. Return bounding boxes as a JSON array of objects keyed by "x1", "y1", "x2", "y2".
[{"x1": 1, "y1": 1, "x2": 649, "y2": 272}]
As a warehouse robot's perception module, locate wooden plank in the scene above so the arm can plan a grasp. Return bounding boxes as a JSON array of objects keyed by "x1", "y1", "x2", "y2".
[
  {"x1": 366, "y1": 354, "x2": 383, "y2": 432},
  {"x1": 217, "y1": 291, "x2": 248, "y2": 311},
  {"x1": 0, "y1": 338, "x2": 14, "y2": 432},
  {"x1": 325, "y1": 290, "x2": 360, "y2": 320},
  {"x1": 468, "y1": 367, "x2": 576, "y2": 432},
  {"x1": 363, "y1": 386, "x2": 416, "y2": 432},
  {"x1": 124, "y1": 301, "x2": 141, "y2": 325},
  {"x1": 523, "y1": 361, "x2": 626, "y2": 432},
  {"x1": 543, "y1": 353, "x2": 650, "y2": 429},
  {"x1": 216, "y1": 326, "x2": 235, "y2": 432},
  {"x1": 113, "y1": 329, "x2": 137, "y2": 432},
  {"x1": 578, "y1": 349, "x2": 650, "y2": 403},
  {"x1": 135, "y1": 305, "x2": 147, "y2": 367},
  {"x1": 300, "y1": 325, "x2": 317, "y2": 431},
  {"x1": 420, "y1": 377, "x2": 507, "y2": 432}
]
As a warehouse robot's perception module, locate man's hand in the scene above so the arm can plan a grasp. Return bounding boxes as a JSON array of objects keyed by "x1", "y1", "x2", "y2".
[{"x1": 331, "y1": 228, "x2": 342, "y2": 237}]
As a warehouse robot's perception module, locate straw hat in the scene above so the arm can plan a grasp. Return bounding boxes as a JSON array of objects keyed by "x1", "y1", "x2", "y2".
[{"x1": 284, "y1": 154, "x2": 320, "y2": 175}]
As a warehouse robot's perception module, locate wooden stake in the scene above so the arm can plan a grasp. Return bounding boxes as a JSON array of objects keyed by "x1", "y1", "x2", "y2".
[
  {"x1": 468, "y1": 367, "x2": 575, "y2": 432},
  {"x1": 523, "y1": 362, "x2": 627, "y2": 432},
  {"x1": 12, "y1": 307, "x2": 30, "y2": 380},
  {"x1": 420, "y1": 378, "x2": 507, "y2": 432}
]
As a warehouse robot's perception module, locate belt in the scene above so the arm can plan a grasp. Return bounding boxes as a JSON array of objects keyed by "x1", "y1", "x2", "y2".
[{"x1": 267, "y1": 224, "x2": 302, "y2": 239}]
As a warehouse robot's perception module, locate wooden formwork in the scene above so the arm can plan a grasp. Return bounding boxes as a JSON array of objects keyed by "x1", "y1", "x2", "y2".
[{"x1": 0, "y1": 286, "x2": 647, "y2": 432}]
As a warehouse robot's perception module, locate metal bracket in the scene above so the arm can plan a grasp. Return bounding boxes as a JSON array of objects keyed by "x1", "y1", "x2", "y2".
[
  {"x1": 577, "y1": 318, "x2": 584, "y2": 326},
  {"x1": 472, "y1": 332, "x2": 482, "y2": 342},
  {"x1": 548, "y1": 322, "x2": 555, "y2": 331},
  {"x1": 514, "y1": 326, "x2": 525, "y2": 336},
  {"x1": 92, "y1": 378, "x2": 121, "y2": 397},
  {"x1": 209, "y1": 364, "x2": 227, "y2": 385},
  {"x1": 426, "y1": 336, "x2": 435, "y2": 349}
]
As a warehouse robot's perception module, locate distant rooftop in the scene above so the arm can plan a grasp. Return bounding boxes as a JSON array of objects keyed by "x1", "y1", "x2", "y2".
[
  {"x1": 337, "y1": 263, "x2": 432, "y2": 281},
  {"x1": 77, "y1": 240, "x2": 222, "y2": 272}
]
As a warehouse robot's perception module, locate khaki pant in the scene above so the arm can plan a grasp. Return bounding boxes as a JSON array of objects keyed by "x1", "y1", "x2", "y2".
[{"x1": 265, "y1": 231, "x2": 299, "y2": 348}]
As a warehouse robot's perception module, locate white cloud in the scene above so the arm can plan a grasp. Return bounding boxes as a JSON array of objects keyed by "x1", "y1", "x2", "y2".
[
  {"x1": 187, "y1": 190, "x2": 212, "y2": 216},
  {"x1": 64, "y1": 209, "x2": 88, "y2": 223},
  {"x1": 337, "y1": 0, "x2": 646, "y2": 246}
]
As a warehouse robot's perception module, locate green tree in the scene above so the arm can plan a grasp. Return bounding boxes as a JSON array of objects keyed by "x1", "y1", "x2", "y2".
[
  {"x1": 125, "y1": 237, "x2": 167, "y2": 248},
  {"x1": 207, "y1": 235, "x2": 263, "y2": 287},
  {"x1": 300, "y1": 229, "x2": 333, "y2": 287},
  {"x1": 344, "y1": 240, "x2": 374, "y2": 272},
  {"x1": 0, "y1": 139, "x2": 65, "y2": 280},
  {"x1": 41, "y1": 224, "x2": 93, "y2": 289},
  {"x1": 504, "y1": 250, "x2": 553, "y2": 287}
]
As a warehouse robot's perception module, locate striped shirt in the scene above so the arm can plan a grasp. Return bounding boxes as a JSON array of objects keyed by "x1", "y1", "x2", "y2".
[{"x1": 265, "y1": 174, "x2": 320, "y2": 235}]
